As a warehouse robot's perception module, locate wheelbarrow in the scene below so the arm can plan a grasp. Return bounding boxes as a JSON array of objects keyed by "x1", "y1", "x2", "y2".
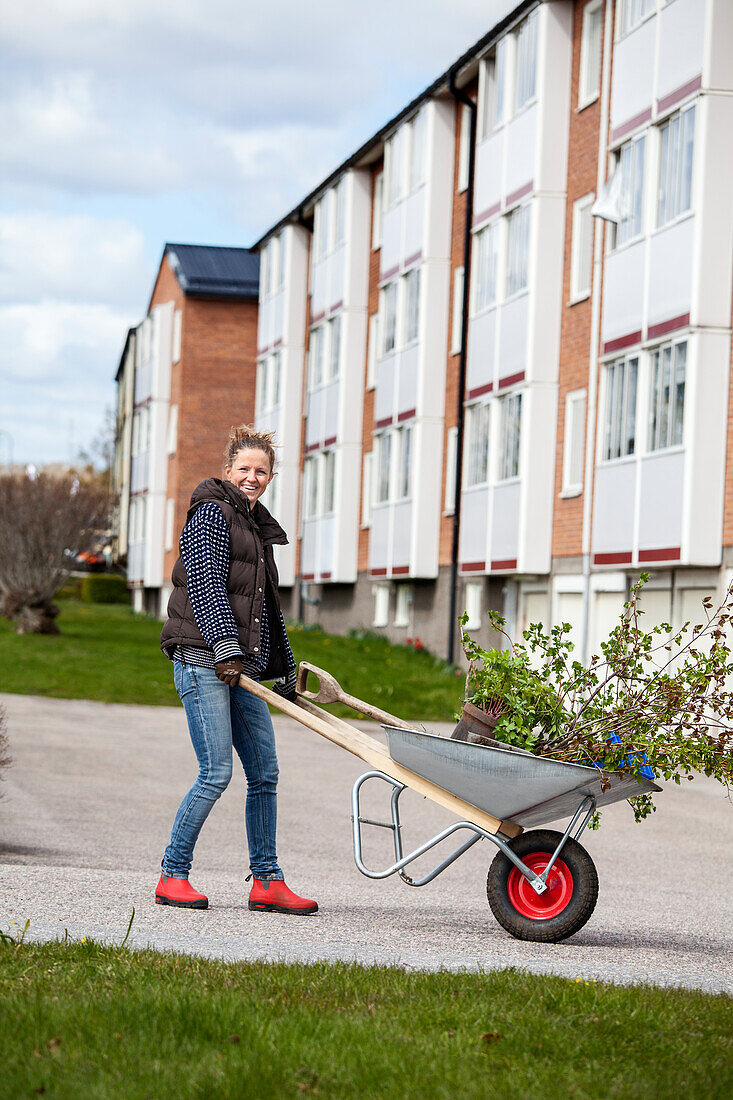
[{"x1": 238, "y1": 662, "x2": 661, "y2": 943}]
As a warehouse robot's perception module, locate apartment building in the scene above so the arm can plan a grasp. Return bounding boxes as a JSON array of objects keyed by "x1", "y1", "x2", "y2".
[
  {"x1": 115, "y1": 243, "x2": 259, "y2": 615},
  {"x1": 254, "y1": 0, "x2": 732, "y2": 661}
]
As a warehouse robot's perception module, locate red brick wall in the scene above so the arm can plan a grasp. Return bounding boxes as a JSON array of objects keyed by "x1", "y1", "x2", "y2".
[
  {"x1": 357, "y1": 162, "x2": 383, "y2": 575},
  {"x1": 552, "y1": 1, "x2": 607, "y2": 560},
  {"x1": 151, "y1": 255, "x2": 258, "y2": 579}
]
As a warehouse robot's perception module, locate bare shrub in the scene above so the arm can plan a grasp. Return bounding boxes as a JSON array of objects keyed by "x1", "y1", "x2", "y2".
[{"x1": 0, "y1": 472, "x2": 111, "y2": 634}]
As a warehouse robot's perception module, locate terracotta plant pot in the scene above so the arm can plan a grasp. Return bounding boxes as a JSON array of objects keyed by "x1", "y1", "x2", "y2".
[{"x1": 451, "y1": 701, "x2": 505, "y2": 748}]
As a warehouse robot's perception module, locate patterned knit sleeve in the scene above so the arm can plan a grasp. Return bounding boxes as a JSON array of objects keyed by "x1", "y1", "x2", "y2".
[
  {"x1": 272, "y1": 611, "x2": 298, "y2": 700},
  {"x1": 179, "y1": 502, "x2": 243, "y2": 662}
]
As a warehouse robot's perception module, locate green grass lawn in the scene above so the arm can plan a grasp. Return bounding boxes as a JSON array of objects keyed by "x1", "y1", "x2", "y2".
[
  {"x1": 1, "y1": 939, "x2": 730, "y2": 1100},
  {"x1": 0, "y1": 600, "x2": 464, "y2": 721}
]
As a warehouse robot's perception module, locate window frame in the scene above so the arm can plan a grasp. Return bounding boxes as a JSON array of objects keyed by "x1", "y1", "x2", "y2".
[
  {"x1": 381, "y1": 280, "x2": 398, "y2": 355},
  {"x1": 617, "y1": 0, "x2": 655, "y2": 39},
  {"x1": 372, "y1": 171, "x2": 384, "y2": 249},
  {"x1": 457, "y1": 103, "x2": 471, "y2": 192},
  {"x1": 403, "y1": 267, "x2": 421, "y2": 346},
  {"x1": 561, "y1": 389, "x2": 587, "y2": 497},
  {"x1": 656, "y1": 103, "x2": 696, "y2": 229},
  {"x1": 479, "y1": 38, "x2": 507, "y2": 140},
  {"x1": 473, "y1": 221, "x2": 498, "y2": 312},
  {"x1": 648, "y1": 338, "x2": 687, "y2": 453},
  {"x1": 505, "y1": 203, "x2": 531, "y2": 298},
  {"x1": 601, "y1": 355, "x2": 639, "y2": 462},
  {"x1": 465, "y1": 401, "x2": 491, "y2": 488},
  {"x1": 499, "y1": 391, "x2": 522, "y2": 482},
  {"x1": 513, "y1": 9, "x2": 538, "y2": 115},
  {"x1": 578, "y1": 0, "x2": 603, "y2": 109},
  {"x1": 570, "y1": 192, "x2": 595, "y2": 303},
  {"x1": 610, "y1": 133, "x2": 647, "y2": 250},
  {"x1": 451, "y1": 266, "x2": 465, "y2": 354}
]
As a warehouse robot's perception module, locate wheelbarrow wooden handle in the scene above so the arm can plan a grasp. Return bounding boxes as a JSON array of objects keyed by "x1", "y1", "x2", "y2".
[{"x1": 295, "y1": 661, "x2": 415, "y2": 730}]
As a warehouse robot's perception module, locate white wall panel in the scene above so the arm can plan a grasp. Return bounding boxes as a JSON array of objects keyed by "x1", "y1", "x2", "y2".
[
  {"x1": 381, "y1": 206, "x2": 401, "y2": 278},
  {"x1": 397, "y1": 346, "x2": 419, "y2": 414},
  {"x1": 305, "y1": 391, "x2": 323, "y2": 448},
  {"x1": 301, "y1": 521, "x2": 317, "y2": 575},
  {"x1": 593, "y1": 462, "x2": 636, "y2": 553},
  {"x1": 638, "y1": 451, "x2": 684, "y2": 551},
  {"x1": 648, "y1": 219, "x2": 694, "y2": 328},
  {"x1": 375, "y1": 357, "x2": 396, "y2": 423},
  {"x1": 311, "y1": 262, "x2": 327, "y2": 319},
  {"x1": 657, "y1": 0, "x2": 705, "y2": 101},
  {"x1": 459, "y1": 487, "x2": 489, "y2": 564},
  {"x1": 474, "y1": 130, "x2": 504, "y2": 219},
  {"x1": 610, "y1": 17, "x2": 656, "y2": 131},
  {"x1": 498, "y1": 294, "x2": 529, "y2": 379},
  {"x1": 491, "y1": 481, "x2": 520, "y2": 562},
  {"x1": 393, "y1": 501, "x2": 412, "y2": 567},
  {"x1": 330, "y1": 246, "x2": 346, "y2": 308},
  {"x1": 602, "y1": 241, "x2": 646, "y2": 340},
  {"x1": 590, "y1": 591, "x2": 626, "y2": 659},
  {"x1": 320, "y1": 516, "x2": 335, "y2": 575},
  {"x1": 504, "y1": 104, "x2": 537, "y2": 198},
  {"x1": 467, "y1": 310, "x2": 497, "y2": 394},
  {"x1": 324, "y1": 380, "x2": 339, "y2": 437},
  {"x1": 404, "y1": 191, "x2": 424, "y2": 260},
  {"x1": 369, "y1": 507, "x2": 390, "y2": 570}
]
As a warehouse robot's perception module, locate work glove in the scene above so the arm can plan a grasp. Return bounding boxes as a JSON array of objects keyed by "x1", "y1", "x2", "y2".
[{"x1": 215, "y1": 657, "x2": 245, "y2": 686}]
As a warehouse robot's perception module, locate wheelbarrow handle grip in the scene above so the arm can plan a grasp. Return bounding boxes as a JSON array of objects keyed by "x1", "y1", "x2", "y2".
[{"x1": 295, "y1": 661, "x2": 414, "y2": 730}]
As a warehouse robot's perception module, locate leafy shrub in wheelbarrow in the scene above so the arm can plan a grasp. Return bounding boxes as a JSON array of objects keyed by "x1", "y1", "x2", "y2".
[{"x1": 456, "y1": 573, "x2": 733, "y2": 825}]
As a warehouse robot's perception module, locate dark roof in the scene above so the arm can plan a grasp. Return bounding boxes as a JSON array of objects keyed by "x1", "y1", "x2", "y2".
[
  {"x1": 252, "y1": 0, "x2": 533, "y2": 248},
  {"x1": 164, "y1": 243, "x2": 260, "y2": 299},
  {"x1": 115, "y1": 326, "x2": 136, "y2": 382}
]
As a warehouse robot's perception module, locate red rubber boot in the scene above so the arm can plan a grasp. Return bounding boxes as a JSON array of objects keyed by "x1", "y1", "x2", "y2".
[
  {"x1": 248, "y1": 878, "x2": 318, "y2": 915},
  {"x1": 155, "y1": 874, "x2": 208, "y2": 910}
]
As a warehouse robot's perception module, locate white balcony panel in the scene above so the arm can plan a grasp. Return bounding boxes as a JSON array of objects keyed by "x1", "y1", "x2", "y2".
[
  {"x1": 381, "y1": 205, "x2": 402, "y2": 278},
  {"x1": 128, "y1": 542, "x2": 144, "y2": 583},
  {"x1": 593, "y1": 462, "x2": 636, "y2": 554},
  {"x1": 610, "y1": 17, "x2": 656, "y2": 133},
  {"x1": 467, "y1": 309, "x2": 497, "y2": 394},
  {"x1": 369, "y1": 506, "x2": 390, "y2": 571},
  {"x1": 397, "y1": 344, "x2": 419, "y2": 415},
  {"x1": 272, "y1": 289, "x2": 285, "y2": 339},
  {"x1": 504, "y1": 103, "x2": 537, "y2": 199},
  {"x1": 638, "y1": 451, "x2": 684, "y2": 552},
  {"x1": 131, "y1": 457, "x2": 148, "y2": 494},
  {"x1": 497, "y1": 294, "x2": 529, "y2": 380},
  {"x1": 256, "y1": 406, "x2": 279, "y2": 437},
  {"x1": 330, "y1": 246, "x2": 346, "y2": 308},
  {"x1": 474, "y1": 129, "x2": 504, "y2": 220},
  {"x1": 491, "y1": 481, "x2": 520, "y2": 563},
  {"x1": 301, "y1": 521, "x2": 317, "y2": 576},
  {"x1": 319, "y1": 516, "x2": 335, "y2": 575},
  {"x1": 324, "y1": 380, "x2": 340, "y2": 439},
  {"x1": 647, "y1": 218, "x2": 694, "y2": 329},
  {"x1": 305, "y1": 390, "x2": 324, "y2": 448},
  {"x1": 602, "y1": 241, "x2": 645, "y2": 342},
  {"x1": 311, "y1": 260, "x2": 327, "y2": 319},
  {"x1": 459, "y1": 487, "x2": 489, "y2": 565},
  {"x1": 404, "y1": 190, "x2": 425, "y2": 260},
  {"x1": 657, "y1": 0, "x2": 704, "y2": 103},
  {"x1": 258, "y1": 297, "x2": 272, "y2": 350},
  {"x1": 392, "y1": 501, "x2": 412, "y2": 569},
  {"x1": 375, "y1": 356, "x2": 396, "y2": 423}
]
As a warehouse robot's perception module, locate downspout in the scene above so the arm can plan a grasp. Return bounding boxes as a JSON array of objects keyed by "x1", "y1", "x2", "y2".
[
  {"x1": 580, "y1": 0, "x2": 614, "y2": 662},
  {"x1": 447, "y1": 68, "x2": 477, "y2": 663}
]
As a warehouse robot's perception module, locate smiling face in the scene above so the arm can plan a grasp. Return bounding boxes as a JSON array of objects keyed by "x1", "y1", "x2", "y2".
[{"x1": 224, "y1": 446, "x2": 274, "y2": 505}]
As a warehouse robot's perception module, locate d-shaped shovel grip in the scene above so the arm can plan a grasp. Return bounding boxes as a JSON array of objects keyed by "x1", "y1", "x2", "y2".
[{"x1": 295, "y1": 661, "x2": 414, "y2": 730}]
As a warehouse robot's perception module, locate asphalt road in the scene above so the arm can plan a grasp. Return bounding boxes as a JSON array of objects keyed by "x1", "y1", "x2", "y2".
[{"x1": 1, "y1": 692, "x2": 731, "y2": 992}]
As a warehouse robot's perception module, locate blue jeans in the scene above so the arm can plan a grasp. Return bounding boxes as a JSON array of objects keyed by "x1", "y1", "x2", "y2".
[{"x1": 162, "y1": 661, "x2": 283, "y2": 881}]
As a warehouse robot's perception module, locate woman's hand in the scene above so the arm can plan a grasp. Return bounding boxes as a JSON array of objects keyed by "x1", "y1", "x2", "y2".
[{"x1": 215, "y1": 657, "x2": 246, "y2": 686}]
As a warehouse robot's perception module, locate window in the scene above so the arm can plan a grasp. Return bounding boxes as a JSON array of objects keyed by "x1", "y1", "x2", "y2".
[
  {"x1": 649, "y1": 340, "x2": 686, "y2": 451},
  {"x1": 457, "y1": 104, "x2": 471, "y2": 191},
  {"x1": 404, "y1": 268, "x2": 420, "y2": 344},
  {"x1": 562, "y1": 389, "x2": 587, "y2": 496},
  {"x1": 367, "y1": 313, "x2": 378, "y2": 388},
  {"x1": 166, "y1": 404, "x2": 178, "y2": 455},
  {"x1": 172, "y1": 309, "x2": 182, "y2": 363},
  {"x1": 377, "y1": 432, "x2": 392, "y2": 502},
  {"x1": 602, "y1": 357, "x2": 638, "y2": 460},
  {"x1": 322, "y1": 451, "x2": 336, "y2": 513},
  {"x1": 373, "y1": 584, "x2": 389, "y2": 628},
  {"x1": 381, "y1": 281, "x2": 398, "y2": 354},
  {"x1": 579, "y1": 1, "x2": 603, "y2": 108},
  {"x1": 444, "y1": 426, "x2": 458, "y2": 514},
  {"x1": 334, "y1": 180, "x2": 346, "y2": 246},
  {"x1": 657, "y1": 105, "x2": 695, "y2": 227},
  {"x1": 164, "y1": 498, "x2": 175, "y2": 552},
  {"x1": 466, "y1": 402, "x2": 490, "y2": 487},
  {"x1": 276, "y1": 231, "x2": 285, "y2": 287},
  {"x1": 303, "y1": 456, "x2": 318, "y2": 518},
  {"x1": 373, "y1": 171, "x2": 384, "y2": 249},
  {"x1": 451, "y1": 267, "x2": 465, "y2": 353},
  {"x1": 499, "y1": 392, "x2": 522, "y2": 480},
  {"x1": 398, "y1": 426, "x2": 412, "y2": 499},
  {"x1": 259, "y1": 248, "x2": 268, "y2": 302},
  {"x1": 315, "y1": 193, "x2": 330, "y2": 260},
  {"x1": 328, "y1": 315, "x2": 341, "y2": 381},
  {"x1": 271, "y1": 351, "x2": 281, "y2": 407},
  {"x1": 362, "y1": 451, "x2": 374, "y2": 526},
  {"x1": 309, "y1": 325, "x2": 325, "y2": 390},
  {"x1": 505, "y1": 205, "x2": 530, "y2": 296},
  {"x1": 394, "y1": 584, "x2": 412, "y2": 628},
  {"x1": 618, "y1": 0, "x2": 654, "y2": 37},
  {"x1": 474, "y1": 222, "x2": 498, "y2": 310},
  {"x1": 480, "y1": 39, "x2": 506, "y2": 138},
  {"x1": 514, "y1": 11, "x2": 538, "y2": 113},
  {"x1": 612, "y1": 135, "x2": 645, "y2": 248},
  {"x1": 571, "y1": 193, "x2": 595, "y2": 301},
  {"x1": 464, "y1": 581, "x2": 482, "y2": 631},
  {"x1": 409, "y1": 109, "x2": 426, "y2": 191}
]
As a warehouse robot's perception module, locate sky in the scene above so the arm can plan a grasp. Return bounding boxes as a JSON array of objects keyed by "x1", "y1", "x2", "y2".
[{"x1": 0, "y1": 0, "x2": 510, "y2": 467}]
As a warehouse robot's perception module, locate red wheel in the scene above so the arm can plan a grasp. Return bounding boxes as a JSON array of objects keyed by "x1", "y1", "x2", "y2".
[
  {"x1": 487, "y1": 829, "x2": 598, "y2": 942},
  {"x1": 506, "y1": 852, "x2": 574, "y2": 920}
]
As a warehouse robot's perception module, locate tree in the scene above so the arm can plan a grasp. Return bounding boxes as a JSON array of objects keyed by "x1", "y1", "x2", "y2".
[{"x1": 0, "y1": 471, "x2": 111, "y2": 634}]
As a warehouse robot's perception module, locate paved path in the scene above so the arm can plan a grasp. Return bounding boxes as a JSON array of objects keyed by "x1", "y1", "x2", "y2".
[{"x1": 1, "y1": 692, "x2": 731, "y2": 992}]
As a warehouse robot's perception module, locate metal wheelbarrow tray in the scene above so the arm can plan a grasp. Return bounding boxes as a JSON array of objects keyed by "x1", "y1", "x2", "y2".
[{"x1": 239, "y1": 664, "x2": 662, "y2": 944}]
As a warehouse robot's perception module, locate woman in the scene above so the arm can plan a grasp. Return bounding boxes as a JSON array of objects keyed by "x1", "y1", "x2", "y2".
[{"x1": 157, "y1": 425, "x2": 317, "y2": 915}]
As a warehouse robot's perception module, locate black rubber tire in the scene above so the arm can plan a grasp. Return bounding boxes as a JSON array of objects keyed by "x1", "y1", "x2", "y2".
[{"x1": 487, "y1": 829, "x2": 598, "y2": 943}]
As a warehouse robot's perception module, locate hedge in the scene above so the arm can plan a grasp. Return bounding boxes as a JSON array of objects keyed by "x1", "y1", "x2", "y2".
[{"x1": 80, "y1": 575, "x2": 131, "y2": 605}]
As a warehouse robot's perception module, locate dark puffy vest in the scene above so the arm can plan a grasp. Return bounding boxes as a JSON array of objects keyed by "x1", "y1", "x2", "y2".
[{"x1": 160, "y1": 478, "x2": 289, "y2": 679}]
